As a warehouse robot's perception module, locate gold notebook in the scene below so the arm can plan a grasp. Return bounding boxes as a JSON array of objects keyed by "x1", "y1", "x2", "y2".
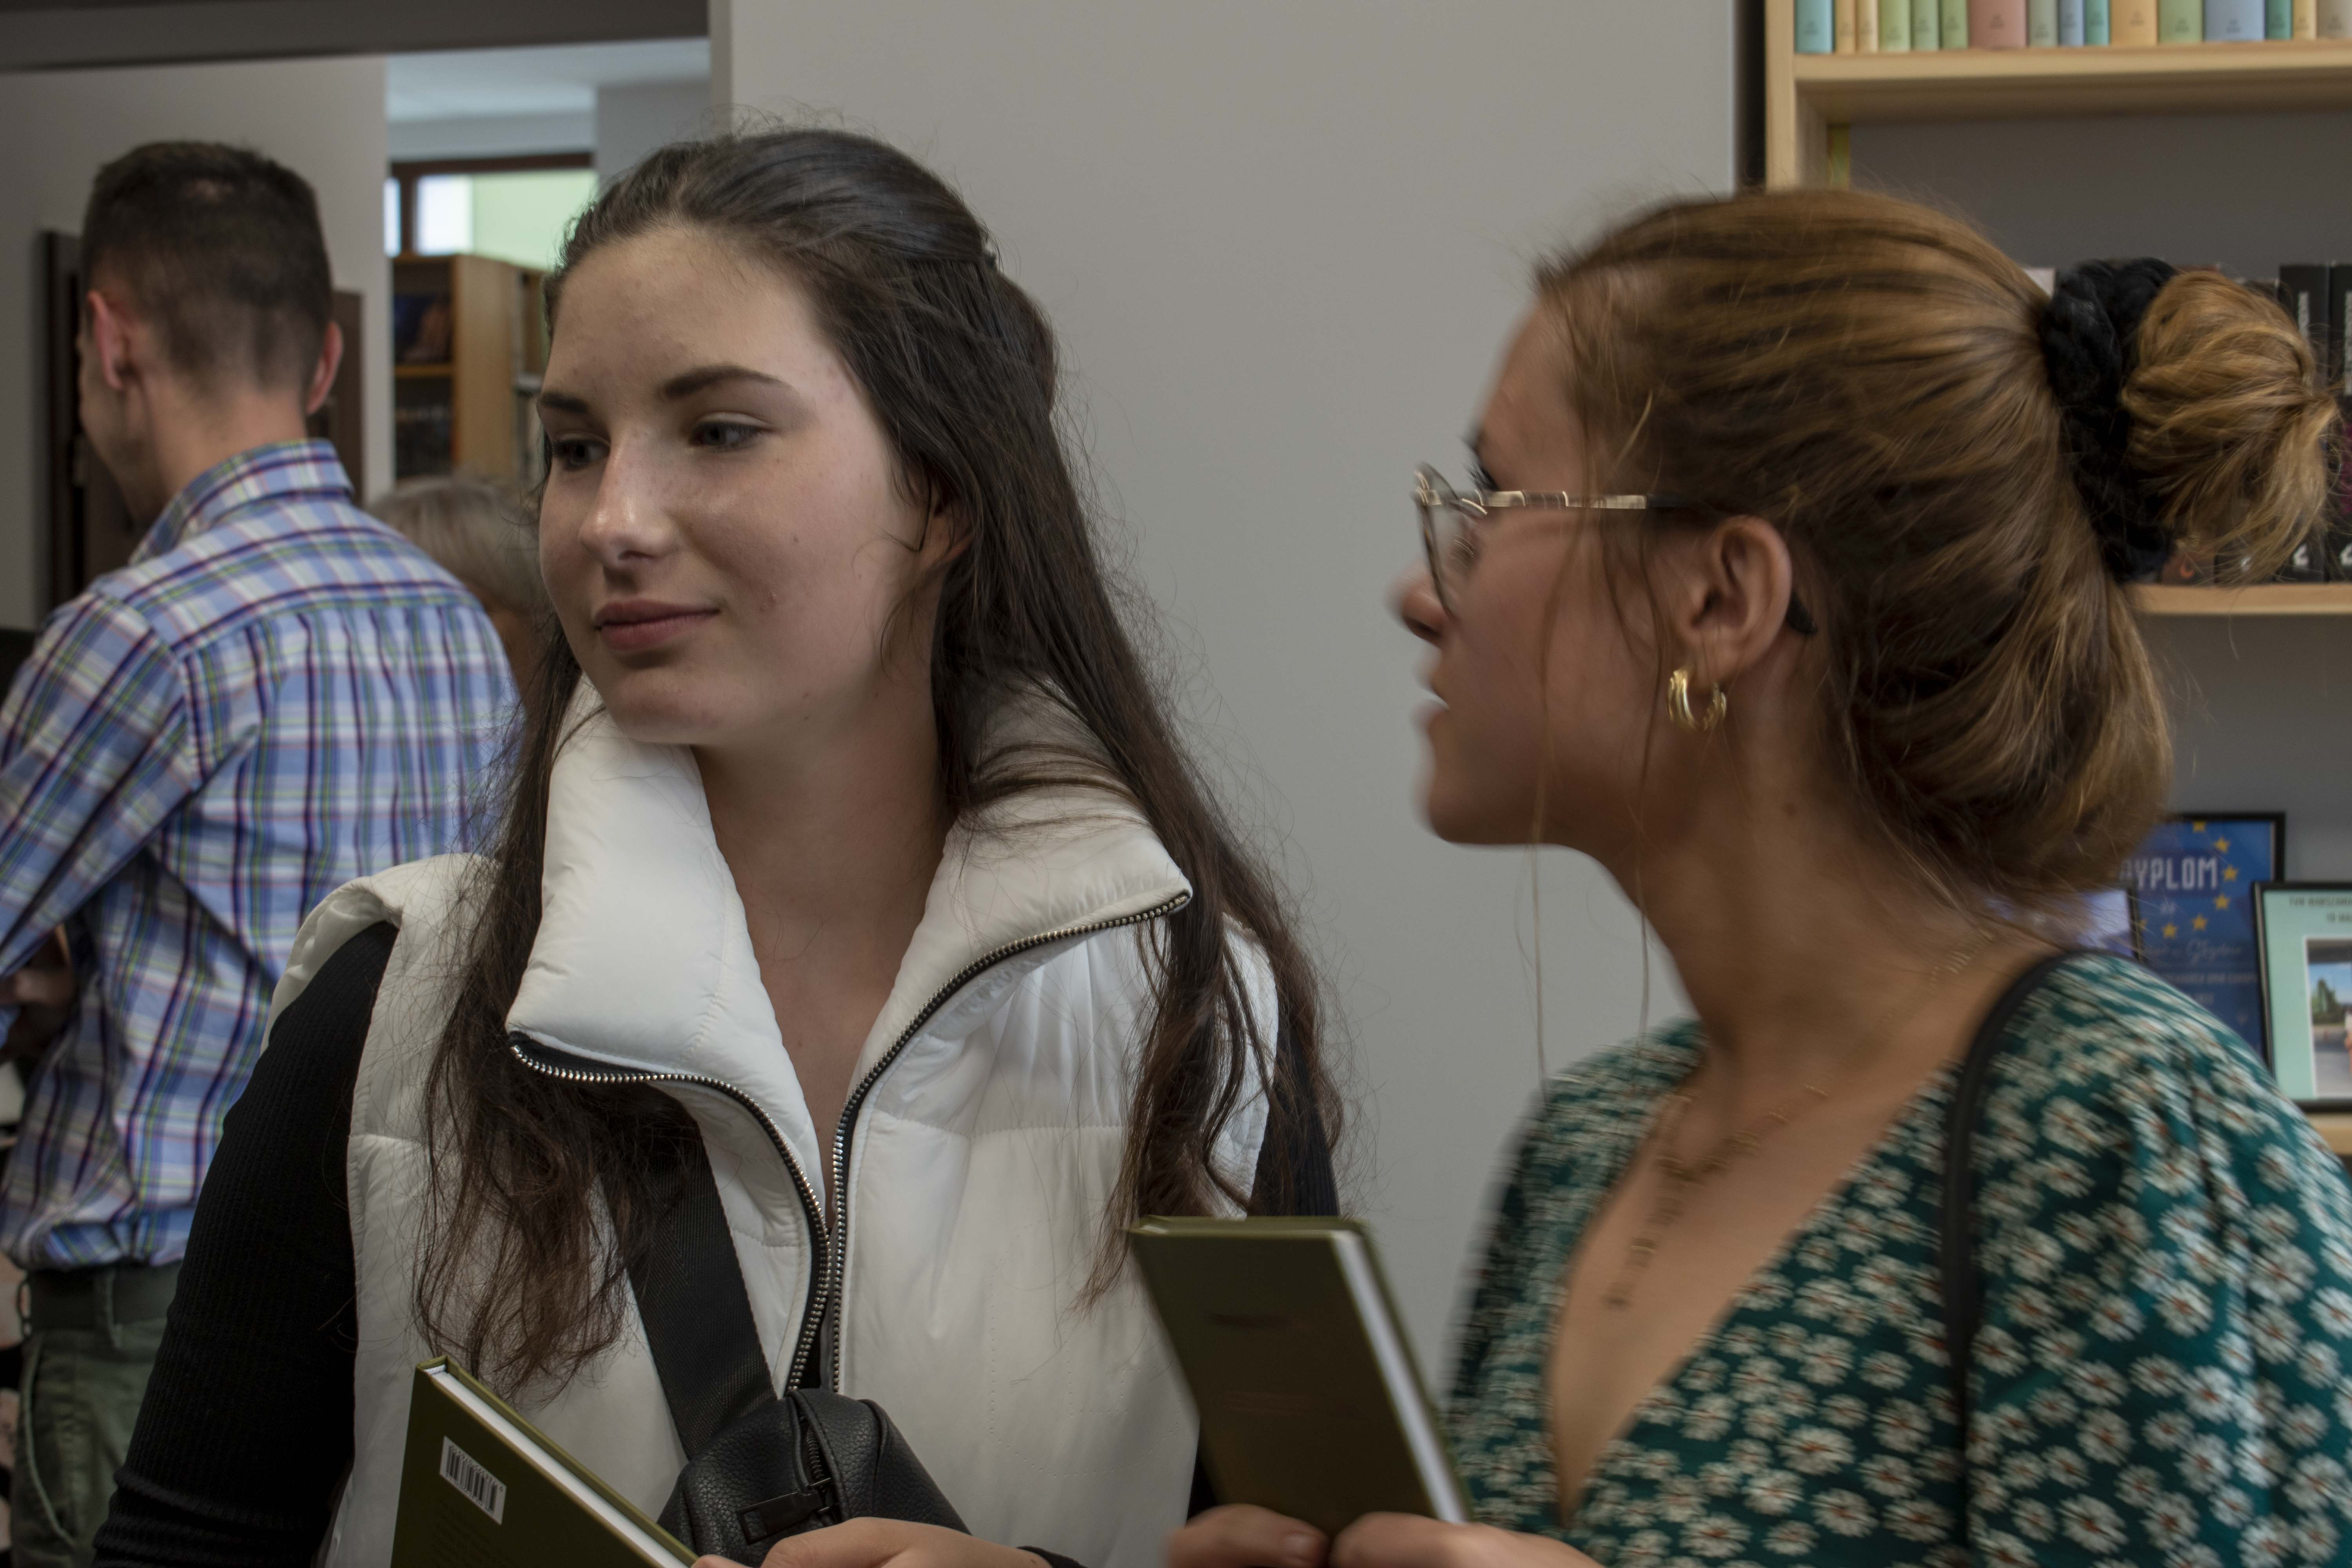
[
  {"x1": 1131, "y1": 1216, "x2": 1468, "y2": 1535},
  {"x1": 391, "y1": 1358, "x2": 694, "y2": 1567}
]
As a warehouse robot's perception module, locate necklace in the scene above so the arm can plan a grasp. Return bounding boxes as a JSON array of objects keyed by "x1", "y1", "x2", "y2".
[{"x1": 1598, "y1": 931, "x2": 1997, "y2": 1312}]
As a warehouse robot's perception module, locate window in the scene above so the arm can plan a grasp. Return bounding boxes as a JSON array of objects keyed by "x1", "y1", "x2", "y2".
[{"x1": 388, "y1": 155, "x2": 596, "y2": 268}]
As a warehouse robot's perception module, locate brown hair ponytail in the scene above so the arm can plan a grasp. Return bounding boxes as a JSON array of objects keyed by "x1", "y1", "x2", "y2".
[{"x1": 1537, "y1": 187, "x2": 2333, "y2": 912}]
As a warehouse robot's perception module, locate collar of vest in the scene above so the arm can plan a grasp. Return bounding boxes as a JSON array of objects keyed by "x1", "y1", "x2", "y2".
[{"x1": 504, "y1": 684, "x2": 1191, "y2": 1181}]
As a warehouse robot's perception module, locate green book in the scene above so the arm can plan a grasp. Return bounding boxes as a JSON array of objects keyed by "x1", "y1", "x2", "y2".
[
  {"x1": 1943, "y1": 0, "x2": 1971, "y2": 43},
  {"x1": 392, "y1": 1359, "x2": 693, "y2": 1567},
  {"x1": 1882, "y1": 0, "x2": 1915, "y2": 47},
  {"x1": 2160, "y1": 0, "x2": 2203, "y2": 36},
  {"x1": 1913, "y1": 0, "x2": 1944, "y2": 45},
  {"x1": 1131, "y1": 1217, "x2": 1464, "y2": 1537}
]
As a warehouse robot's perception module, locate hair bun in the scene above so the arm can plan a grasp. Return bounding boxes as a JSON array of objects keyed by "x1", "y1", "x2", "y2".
[{"x1": 2041, "y1": 258, "x2": 2179, "y2": 582}]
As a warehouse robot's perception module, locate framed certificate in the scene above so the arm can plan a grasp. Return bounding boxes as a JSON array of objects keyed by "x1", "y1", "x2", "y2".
[
  {"x1": 2125, "y1": 813, "x2": 2285, "y2": 1060},
  {"x1": 2254, "y1": 884, "x2": 2352, "y2": 1110}
]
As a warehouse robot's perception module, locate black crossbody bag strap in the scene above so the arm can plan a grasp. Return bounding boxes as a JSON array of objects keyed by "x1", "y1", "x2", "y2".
[
  {"x1": 624, "y1": 1132, "x2": 777, "y2": 1458},
  {"x1": 1940, "y1": 950, "x2": 2091, "y2": 1499}
]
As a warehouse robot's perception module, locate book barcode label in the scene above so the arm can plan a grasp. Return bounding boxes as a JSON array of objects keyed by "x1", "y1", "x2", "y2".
[{"x1": 439, "y1": 1436, "x2": 507, "y2": 1524}]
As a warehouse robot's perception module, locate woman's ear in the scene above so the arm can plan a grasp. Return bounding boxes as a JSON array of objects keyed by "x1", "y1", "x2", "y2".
[
  {"x1": 919, "y1": 493, "x2": 973, "y2": 572},
  {"x1": 1660, "y1": 515, "x2": 1797, "y2": 686}
]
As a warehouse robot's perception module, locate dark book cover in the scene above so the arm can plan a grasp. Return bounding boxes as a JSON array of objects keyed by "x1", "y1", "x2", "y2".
[
  {"x1": 2327, "y1": 265, "x2": 2352, "y2": 395},
  {"x1": 2279, "y1": 264, "x2": 2331, "y2": 385}
]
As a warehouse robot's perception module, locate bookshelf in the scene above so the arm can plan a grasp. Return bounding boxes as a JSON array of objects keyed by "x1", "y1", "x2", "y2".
[
  {"x1": 392, "y1": 253, "x2": 548, "y2": 488},
  {"x1": 2133, "y1": 583, "x2": 2352, "y2": 615},
  {"x1": 1762, "y1": 0, "x2": 2352, "y2": 186}
]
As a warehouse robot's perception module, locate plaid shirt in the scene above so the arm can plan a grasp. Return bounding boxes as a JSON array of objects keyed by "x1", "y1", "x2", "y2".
[{"x1": 0, "y1": 441, "x2": 514, "y2": 1269}]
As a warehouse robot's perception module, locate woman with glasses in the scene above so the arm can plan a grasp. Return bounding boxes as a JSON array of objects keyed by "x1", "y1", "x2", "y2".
[{"x1": 1178, "y1": 189, "x2": 2352, "y2": 1568}]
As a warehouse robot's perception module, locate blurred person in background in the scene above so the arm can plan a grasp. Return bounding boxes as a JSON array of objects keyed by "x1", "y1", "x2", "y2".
[
  {"x1": 369, "y1": 473, "x2": 551, "y2": 717},
  {"x1": 1176, "y1": 188, "x2": 2352, "y2": 1568},
  {"x1": 0, "y1": 141, "x2": 512, "y2": 1567}
]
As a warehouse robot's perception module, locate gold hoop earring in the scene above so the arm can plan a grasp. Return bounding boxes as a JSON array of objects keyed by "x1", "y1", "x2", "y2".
[{"x1": 1667, "y1": 667, "x2": 1726, "y2": 733}]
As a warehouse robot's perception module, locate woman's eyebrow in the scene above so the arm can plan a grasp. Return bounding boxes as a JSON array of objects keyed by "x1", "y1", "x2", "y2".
[{"x1": 660, "y1": 364, "x2": 788, "y2": 400}]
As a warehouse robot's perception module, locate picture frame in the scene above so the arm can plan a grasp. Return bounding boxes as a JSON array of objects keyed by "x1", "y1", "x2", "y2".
[
  {"x1": 2078, "y1": 885, "x2": 2142, "y2": 962},
  {"x1": 2125, "y1": 813, "x2": 2285, "y2": 1061},
  {"x1": 2254, "y1": 883, "x2": 2352, "y2": 1110}
]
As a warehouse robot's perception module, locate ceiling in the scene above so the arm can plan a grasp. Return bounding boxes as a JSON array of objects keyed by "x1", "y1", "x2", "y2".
[{"x1": 386, "y1": 37, "x2": 707, "y2": 122}]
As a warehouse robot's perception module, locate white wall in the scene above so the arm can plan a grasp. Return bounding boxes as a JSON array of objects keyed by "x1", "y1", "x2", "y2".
[
  {"x1": 595, "y1": 78, "x2": 712, "y2": 185},
  {"x1": 0, "y1": 54, "x2": 391, "y2": 630},
  {"x1": 715, "y1": 0, "x2": 1734, "y2": 1362}
]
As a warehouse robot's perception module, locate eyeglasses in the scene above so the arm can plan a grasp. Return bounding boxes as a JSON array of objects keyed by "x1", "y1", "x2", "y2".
[{"x1": 1412, "y1": 464, "x2": 1817, "y2": 635}]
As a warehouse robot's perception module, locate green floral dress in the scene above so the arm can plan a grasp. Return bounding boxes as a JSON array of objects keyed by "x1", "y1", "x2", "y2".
[{"x1": 1450, "y1": 955, "x2": 2352, "y2": 1567}]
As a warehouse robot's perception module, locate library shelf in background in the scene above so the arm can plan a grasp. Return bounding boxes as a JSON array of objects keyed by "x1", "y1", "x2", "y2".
[
  {"x1": 1762, "y1": 0, "x2": 2352, "y2": 186},
  {"x1": 392, "y1": 253, "x2": 548, "y2": 490},
  {"x1": 2131, "y1": 583, "x2": 2352, "y2": 616}
]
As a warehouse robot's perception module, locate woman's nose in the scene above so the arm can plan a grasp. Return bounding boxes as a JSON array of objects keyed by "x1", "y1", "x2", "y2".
[{"x1": 1392, "y1": 565, "x2": 1446, "y2": 646}]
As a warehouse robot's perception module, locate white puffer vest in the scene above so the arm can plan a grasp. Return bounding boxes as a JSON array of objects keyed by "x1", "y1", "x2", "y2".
[{"x1": 269, "y1": 699, "x2": 1272, "y2": 1568}]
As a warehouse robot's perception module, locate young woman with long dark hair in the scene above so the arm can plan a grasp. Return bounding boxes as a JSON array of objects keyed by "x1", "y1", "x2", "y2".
[
  {"x1": 92, "y1": 129, "x2": 1336, "y2": 1568},
  {"x1": 1176, "y1": 188, "x2": 2352, "y2": 1568}
]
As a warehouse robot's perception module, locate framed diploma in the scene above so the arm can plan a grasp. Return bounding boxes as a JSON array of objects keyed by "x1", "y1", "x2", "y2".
[
  {"x1": 2124, "y1": 813, "x2": 2284, "y2": 1060},
  {"x1": 2254, "y1": 884, "x2": 2352, "y2": 1110}
]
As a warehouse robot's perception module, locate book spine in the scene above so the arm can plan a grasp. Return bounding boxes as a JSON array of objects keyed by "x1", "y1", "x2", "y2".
[
  {"x1": 2267, "y1": 0, "x2": 2294, "y2": 33},
  {"x1": 2329, "y1": 264, "x2": 2352, "y2": 394},
  {"x1": 1837, "y1": 0, "x2": 1859, "y2": 49},
  {"x1": 1944, "y1": 0, "x2": 1971, "y2": 44},
  {"x1": 2061, "y1": 0, "x2": 2088, "y2": 40},
  {"x1": 1882, "y1": 0, "x2": 1915, "y2": 47},
  {"x1": 1976, "y1": 0, "x2": 2029, "y2": 42},
  {"x1": 2032, "y1": 0, "x2": 2063, "y2": 40},
  {"x1": 2087, "y1": 0, "x2": 2112, "y2": 37},
  {"x1": 1798, "y1": 0, "x2": 1835, "y2": 51},
  {"x1": 2205, "y1": 0, "x2": 2263, "y2": 34},
  {"x1": 2321, "y1": 0, "x2": 2351, "y2": 32},
  {"x1": 1861, "y1": 0, "x2": 1881, "y2": 47},
  {"x1": 2281, "y1": 267, "x2": 2331, "y2": 403},
  {"x1": 2296, "y1": 0, "x2": 2319, "y2": 33},
  {"x1": 1915, "y1": 0, "x2": 1945, "y2": 45},
  {"x1": 2114, "y1": 0, "x2": 2160, "y2": 38},
  {"x1": 2159, "y1": 0, "x2": 2202, "y2": 39}
]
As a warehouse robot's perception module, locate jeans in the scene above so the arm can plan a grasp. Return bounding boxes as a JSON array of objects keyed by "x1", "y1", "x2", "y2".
[{"x1": 11, "y1": 1268, "x2": 173, "y2": 1568}]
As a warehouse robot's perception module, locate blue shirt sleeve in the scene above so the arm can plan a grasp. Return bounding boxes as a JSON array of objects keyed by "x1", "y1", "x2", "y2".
[{"x1": 0, "y1": 593, "x2": 201, "y2": 1027}]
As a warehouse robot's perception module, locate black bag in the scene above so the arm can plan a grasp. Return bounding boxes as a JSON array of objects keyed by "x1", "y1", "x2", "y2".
[{"x1": 629, "y1": 1129, "x2": 966, "y2": 1566}]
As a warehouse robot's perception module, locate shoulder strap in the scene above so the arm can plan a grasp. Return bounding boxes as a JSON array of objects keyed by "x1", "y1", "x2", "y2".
[
  {"x1": 626, "y1": 1130, "x2": 779, "y2": 1459},
  {"x1": 1940, "y1": 949, "x2": 2089, "y2": 1424}
]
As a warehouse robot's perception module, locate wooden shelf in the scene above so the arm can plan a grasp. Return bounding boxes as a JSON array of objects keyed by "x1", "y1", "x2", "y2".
[
  {"x1": 2308, "y1": 1112, "x2": 2352, "y2": 1155},
  {"x1": 1797, "y1": 40, "x2": 2352, "y2": 124},
  {"x1": 2131, "y1": 583, "x2": 2352, "y2": 617},
  {"x1": 1764, "y1": 0, "x2": 2352, "y2": 185}
]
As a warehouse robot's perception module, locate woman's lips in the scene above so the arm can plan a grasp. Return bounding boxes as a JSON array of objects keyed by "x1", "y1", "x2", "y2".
[{"x1": 593, "y1": 601, "x2": 717, "y2": 653}]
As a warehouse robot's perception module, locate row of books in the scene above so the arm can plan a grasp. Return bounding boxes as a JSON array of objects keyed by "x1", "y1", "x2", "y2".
[{"x1": 1798, "y1": 0, "x2": 2352, "y2": 50}]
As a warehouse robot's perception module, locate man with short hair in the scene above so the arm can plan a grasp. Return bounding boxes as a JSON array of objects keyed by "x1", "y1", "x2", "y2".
[{"x1": 0, "y1": 142, "x2": 513, "y2": 1567}]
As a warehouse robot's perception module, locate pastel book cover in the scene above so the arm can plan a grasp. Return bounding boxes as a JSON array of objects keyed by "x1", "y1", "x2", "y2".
[
  {"x1": 1881, "y1": 0, "x2": 1915, "y2": 49},
  {"x1": 2204, "y1": 0, "x2": 2265, "y2": 34},
  {"x1": 1973, "y1": 0, "x2": 2029, "y2": 43}
]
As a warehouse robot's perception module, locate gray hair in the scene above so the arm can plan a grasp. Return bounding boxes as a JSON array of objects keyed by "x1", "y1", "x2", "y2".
[{"x1": 368, "y1": 475, "x2": 544, "y2": 614}]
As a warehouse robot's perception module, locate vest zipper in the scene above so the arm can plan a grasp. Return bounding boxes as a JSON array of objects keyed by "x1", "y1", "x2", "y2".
[
  {"x1": 505, "y1": 1037, "x2": 836, "y2": 1387},
  {"x1": 817, "y1": 889, "x2": 1192, "y2": 1390},
  {"x1": 509, "y1": 886, "x2": 1192, "y2": 1396}
]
